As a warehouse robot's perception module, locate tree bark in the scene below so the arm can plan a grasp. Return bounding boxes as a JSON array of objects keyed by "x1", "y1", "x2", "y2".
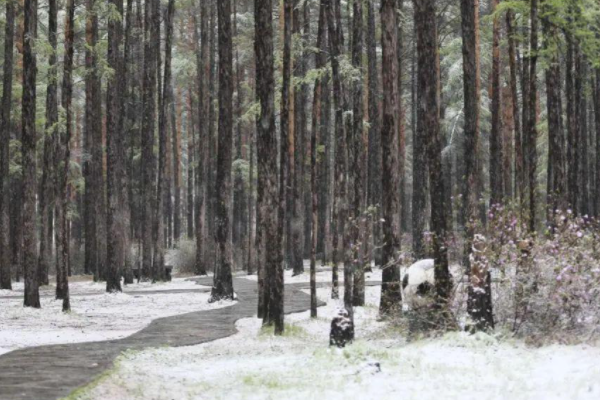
[
  {"x1": 22, "y1": 0, "x2": 40, "y2": 308},
  {"x1": 0, "y1": 0, "x2": 15, "y2": 290},
  {"x1": 38, "y1": 0, "x2": 58, "y2": 286},
  {"x1": 210, "y1": 0, "x2": 235, "y2": 302},
  {"x1": 414, "y1": 0, "x2": 452, "y2": 308},
  {"x1": 106, "y1": 0, "x2": 127, "y2": 292},
  {"x1": 351, "y1": 0, "x2": 365, "y2": 307},
  {"x1": 379, "y1": 0, "x2": 402, "y2": 315},
  {"x1": 489, "y1": 0, "x2": 503, "y2": 206},
  {"x1": 255, "y1": 0, "x2": 283, "y2": 332},
  {"x1": 326, "y1": 0, "x2": 346, "y2": 303},
  {"x1": 141, "y1": 0, "x2": 159, "y2": 280},
  {"x1": 55, "y1": 0, "x2": 75, "y2": 310}
]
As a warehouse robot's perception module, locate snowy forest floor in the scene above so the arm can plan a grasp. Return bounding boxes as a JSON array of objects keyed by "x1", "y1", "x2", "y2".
[
  {"x1": 69, "y1": 272, "x2": 600, "y2": 400},
  {"x1": 0, "y1": 277, "x2": 232, "y2": 356}
]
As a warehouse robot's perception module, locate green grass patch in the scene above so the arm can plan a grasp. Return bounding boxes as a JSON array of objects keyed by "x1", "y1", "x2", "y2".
[{"x1": 259, "y1": 323, "x2": 308, "y2": 338}]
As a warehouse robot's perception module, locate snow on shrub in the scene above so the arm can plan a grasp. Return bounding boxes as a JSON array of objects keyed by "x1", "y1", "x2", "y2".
[{"x1": 453, "y1": 205, "x2": 600, "y2": 344}]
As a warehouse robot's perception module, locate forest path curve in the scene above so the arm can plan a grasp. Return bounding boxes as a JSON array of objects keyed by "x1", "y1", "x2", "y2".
[{"x1": 0, "y1": 277, "x2": 324, "y2": 400}]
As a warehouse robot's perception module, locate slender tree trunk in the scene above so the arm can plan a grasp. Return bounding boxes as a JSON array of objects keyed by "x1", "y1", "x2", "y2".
[
  {"x1": 210, "y1": 0, "x2": 235, "y2": 301},
  {"x1": 462, "y1": 0, "x2": 493, "y2": 331},
  {"x1": 55, "y1": 0, "x2": 75, "y2": 310},
  {"x1": 141, "y1": 0, "x2": 158, "y2": 280},
  {"x1": 414, "y1": 0, "x2": 452, "y2": 309},
  {"x1": 0, "y1": 0, "x2": 15, "y2": 290},
  {"x1": 594, "y1": 69, "x2": 600, "y2": 217},
  {"x1": 255, "y1": 0, "x2": 283, "y2": 332},
  {"x1": 379, "y1": 0, "x2": 402, "y2": 315},
  {"x1": 506, "y1": 8, "x2": 522, "y2": 204},
  {"x1": 22, "y1": 0, "x2": 40, "y2": 308},
  {"x1": 153, "y1": 0, "x2": 175, "y2": 282},
  {"x1": 310, "y1": 0, "x2": 328, "y2": 318},
  {"x1": 187, "y1": 89, "x2": 195, "y2": 239},
  {"x1": 106, "y1": 0, "x2": 127, "y2": 292},
  {"x1": 565, "y1": 34, "x2": 578, "y2": 212},
  {"x1": 194, "y1": 1, "x2": 209, "y2": 276},
  {"x1": 489, "y1": 0, "x2": 503, "y2": 206},
  {"x1": 326, "y1": 0, "x2": 345, "y2": 302},
  {"x1": 577, "y1": 55, "x2": 589, "y2": 216},
  {"x1": 542, "y1": 10, "x2": 566, "y2": 218},
  {"x1": 351, "y1": 0, "x2": 365, "y2": 307},
  {"x1": 38, "y1": 0, "x2": 58, "y2": 286},
  {"x1": 366, "y1": 0, "x2": 381, "y2": 268},
  {"x1": 527, "y1": 0, "x2": 538, "y2": 231}
]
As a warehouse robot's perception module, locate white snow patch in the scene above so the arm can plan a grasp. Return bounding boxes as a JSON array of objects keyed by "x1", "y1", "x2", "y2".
[
  {"x1": 76, "y1": 281, "x2": 600, "y2": 400},
  {"x1": 0, "y1": 278, "x2": 232, "y2": 356}
]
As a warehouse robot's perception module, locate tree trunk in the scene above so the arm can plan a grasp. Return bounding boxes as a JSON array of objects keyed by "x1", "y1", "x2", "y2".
[
  {"x1": 153, "y1": 0, "x2": 175, "y2": 282},
  {"x1": 414, "y1": 0, "x2": 452, "y2": 308},
  {"x1": 542, "y1": 9, "x2": 566, "y2": 218},
  {"x1": 55, "y1": 0, "x2": 75, "y2": 310},
  {"x1": 527, "y1": 0, "x2": 538, "y2": 231},
  {"x1": 0, "y1": 0, "x2": 15, "y2": 290},
  {"x1": 22, "y1": 0, "x2": 40, "y2": 308},
  {"x1": 326, "y1": 0, "x2": 346, "y2": 303},
  {"x1": 506, "y1": 9, "x2": 522, "y2": 204},
  {"x1": 489, "y1": 0, "x2": 503, "y2": 206},
  {"x1": 379, "y1": 0, "x2": 402, "y2": 315},
  {"x1": 141, "y1": 0, "x2": 158, "y2": 280},
  {"x1": 366, "y1": 0, "x2": 381, "y2": 268},
  {"x1": 38, "y1": 0, "x2": 58, "y2": 286},
  {"x1": 106, "y1": 0, "x2": 127, "y2": 292},
  {"x1": 210, "y1": 0, "x2": 235, "y2": 302},
  {"x1": 194, "y1": 1, "x2": 209, "y2": 276},
  {"x1": 255, "y1": 0, "x2": 283, "y2": 332},
  {"x1": 351, "y1": 0, "x2": 365, "y2": 307}
]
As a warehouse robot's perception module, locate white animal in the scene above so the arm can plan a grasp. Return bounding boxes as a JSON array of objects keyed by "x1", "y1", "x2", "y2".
[{"x1": 401, "y1": 259, "x2": 436, "y2": 310}]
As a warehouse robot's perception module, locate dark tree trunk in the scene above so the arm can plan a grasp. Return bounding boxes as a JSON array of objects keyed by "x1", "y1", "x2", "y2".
[
  {"x1": 414, "y1": 0, "x2": 452, "y2": 308},
  {"x1": 255, "y1": 0, "x2": 283, "y2": 332},
  {"x1": 55, "y1": 0, "x2": 75, "y2": 310},
  {"x1": 141, "y1": 0, "x2": 158, "y2": 280},
  {"x1": 0, "y1": 0, "x2": 15, "y2": 290},
  {"x1": 210, "y1": 0, "x2": 235, "y2": 302},
  {"x1": 326, "y1": 0, "x2": 345, "y2": 302},
  {"x1": 527, "y1": 0, "x2": 538, "y2": 231},
  {"x1": 38, "y1": 0, "x2": 58, "y2": 286},
  {"x1": 411, "y1": 42, "x2": 427, "y2": 259},
  {"x1": 172, "y1": 90, "x2": 182, "y2": 243},
  {"x1": 460, "y1": 0, "x2": 481, "y2": 265},
  {"x1": 85, "y1": 0, "x2": 104, "y2": 281},
  {"x1": 506, "y1": 9, "x2": 522, "y2": 203},
  {"x1": 290, "y1": 0, "x2": 305, "y2": 277},
  {"x1": 462, "y1": 0, "x2": 493, "y2": 331},
  {"x1": 542, "y1": 11, "x2": 566, "y2": 217},
  {"x1": 489, "y1": 0, "x2": 503, "y2": 206},
  {"x1": 187, "y1": 90, "x2": 195, "y2": 240},
  {"x1": 595, "y1": 69, "x2": 600, "y2": 217},
  {"x1": 153, "y1": 0, "x2": 175, "y2": 282},
  {"x1": 106, "y1": 0, "x2": 127, "y2": 292},
  {"x1": 577, "y1": 54, "x2": 589, "y2": 216},
  {"x1": 22, "y1": 0, "x2": 40, "y2": 308},
  {"x1": 366, "y1": 0, "x2": 381, "y2": 267},
  {"x1": 309, "y1": 0, "x2": 328, "y2": 317},
  {"x1": 566, "y1": 35, "x2": 578, "y2": 213},
  {"x1": 379, "y1": 0, "x2": 402, "y2": 315},
  {"x1": 194, "y1": 1, "x2": 209, "y2": 276},
  {"x1": 351, "y1": 0, "x2": 365, "y2": 307}
]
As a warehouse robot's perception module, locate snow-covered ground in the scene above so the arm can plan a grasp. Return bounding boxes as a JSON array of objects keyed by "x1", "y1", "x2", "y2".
[
  {"x1": 0, "y1": 275, "x2": 211, "y2": 297},
  {"x1": 243, "y1": 262, "x2": 383, "y2": 284},
  {"x1": 0, "y1": 276, "x2": 232, "y2": 356},
  {"x1": 74, "y1": 283, "x2": 600, "y2": 400}
]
